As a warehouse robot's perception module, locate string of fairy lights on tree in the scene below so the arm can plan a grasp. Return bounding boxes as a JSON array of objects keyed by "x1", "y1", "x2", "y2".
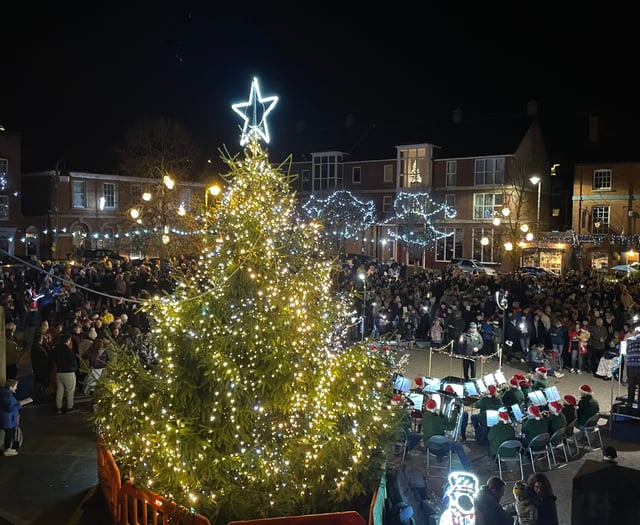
[{"x1": 94, "y1": 78, "x2": 401, "y2": 524}]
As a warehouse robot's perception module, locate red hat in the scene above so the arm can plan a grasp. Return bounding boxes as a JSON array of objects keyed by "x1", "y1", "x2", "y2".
[
  {"x1": 535, "y1": 366, "x2": 548, "y2": 376},
  {"x1": 391, "y1": 394, "x2": 403, "y2": 405},
  {"x1": 527, "y1": 405, "x2": 541, "y2": 419},
  {"x1": 426, "y1": 398, "x2": 437, "y2": 411},
  {"x1": 509, "y1": 377, "x2": 520, "y2": 388},
  {"x1": 519, "y1": 379, "x2": 531, "y2": 388},
  {"x1": 563, "y1": 394, "x2": 578, "y2": 406},
  {"x1": 549, "y1": 401, "x2": 563, "y2": 415},
  {"x1": 579, "y1": 384, "x2": 592, "y2": 395},
  {"x1": 488, "y1": 384, "x2": 497, "y2": 396},
  {"x1": 414, "y1": 376, "x2": 425, "y2": 388},
  {"x1": 498, "y1": 411, "x2": 510, "y2": 423},
  {"x1": 514, "y1": 373, "x2": 526, "y2": 381},
  {"x1": 445, "y1": 385, "x2": 455, "y2": 394}
]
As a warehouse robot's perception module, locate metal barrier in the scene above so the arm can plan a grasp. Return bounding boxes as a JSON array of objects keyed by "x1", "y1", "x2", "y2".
[{"x1": 97, "y1": 435, "x2": 123, "y2": 523}]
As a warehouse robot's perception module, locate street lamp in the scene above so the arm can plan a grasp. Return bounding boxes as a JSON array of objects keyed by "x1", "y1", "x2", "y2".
[
  {"x1": 530, "y1": 175, "x2": 541, "y2": 266},
  {"x1": 359, "y1": 272, "x2": 367, "y2": 342}
]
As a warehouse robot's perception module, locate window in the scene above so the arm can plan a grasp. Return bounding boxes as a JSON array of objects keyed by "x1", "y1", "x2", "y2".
[
  {"x1": 445, "y1": 194, "x2": 456, "y2": 208},
  {"x1": 383, "y1": 195, "x2": 393, "y2": 214},
  {"x1": 399, "y1": 148, "x2": 426, "y2": 187},
  {"x1": 435, "y1": 228, "x2": 463, "y2": 262},
  {"x1": 593, "y1": 169, "x2": 612, "y2": 191},
  {"x1": 102, "y1": 182, "x2": 117, "y2": 209},
  {"x1": 474, "y1": 157, "x2": 505, "y2": 185},
  {"x1": 592, "y1": 206, "x2": 610, "y2": 234},
  {"x1": 384, "y1": 164, "x2": 393, "y2": 183},
  {"x1": 312, "y1": 154, "x2": 343, "y2": 191},
  {"x1": 72, "y1": 180, "x2": 87, "y2": 208},
  {"x1": 72, "y1": 224, "x2": 88, "y2": 249},
  {"x1": 0, "y1": 158, "x2": 7, "y2": 190},
  {"x1": 552, "y1": 208, "x2": 560, "y2": 217},
  {"x1": 301, "y1": 169, "x2": 310, "y2": 192},
  {"x1": 446, "y1": 161, "x2": 457, "y2": 186},
  {"x1": 352, "y1": 166, "x2": 362, "y2": 184},
  {"x1": 472, "y1": 227, "x2": 498, "y2": 263},
  {"x1": 473, "y1": 193, "x2": 504, "y2": 220},
  {"x1": 131, "y1": 184, "x2": 142, "y2": 201},
  {"x1": 0, "y1": 195, "x2": 8, "y2": 220}
]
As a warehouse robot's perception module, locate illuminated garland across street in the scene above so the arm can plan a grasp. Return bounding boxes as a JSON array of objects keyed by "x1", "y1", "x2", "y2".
[{"x1": 302, "y1": 190, "x2": 377, "y2": 240}]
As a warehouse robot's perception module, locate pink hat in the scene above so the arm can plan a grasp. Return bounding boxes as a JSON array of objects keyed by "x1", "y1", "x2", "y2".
[
  {"x1": 498, "y1": 411, "x2": 510, "y2": 423},
  {"x1": 509, "y1": 377, "x2": 520, "y2": 388},
  {"x1": 549, "y1": 401, "x2": 563, "y2": 415},
  {"x1": 580, "y1": 384, "x2": 593, "y2": 395},
  {"x1": 535, "y1": 366, "x2": 548, "y2": 376},
  {"x1": 527, "y1": 405, "x2": 541, "y2": 419},
  {"x1": 426, "y1": 399, "x2": 437, "y2": 411}
]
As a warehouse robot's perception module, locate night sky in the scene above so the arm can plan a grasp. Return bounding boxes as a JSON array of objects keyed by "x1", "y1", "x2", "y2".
[{"x1": 0, "y1": 7, "x2": 635, "y2": 173}]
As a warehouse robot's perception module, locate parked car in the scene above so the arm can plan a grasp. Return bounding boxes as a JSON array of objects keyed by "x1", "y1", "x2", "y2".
[
  {"x1": 450, "y1": 258, "x2": 497, "y2": 276},
  {"x1": 519, "y1": 266, "x2": 559, "y2": 277}
]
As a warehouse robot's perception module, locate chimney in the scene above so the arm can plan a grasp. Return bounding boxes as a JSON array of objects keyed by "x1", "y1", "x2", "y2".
[
  {"x1": 527, "y1": 99, "x2": 538, "y2": 116},
  {"x1": 452, "y1": 107, "x2": 462, "y2": 124}
]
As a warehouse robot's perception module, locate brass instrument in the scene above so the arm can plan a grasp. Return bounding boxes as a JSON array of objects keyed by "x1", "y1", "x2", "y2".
[{"x1": 440, "y1": 392, "x2": 466, "y2": 442}]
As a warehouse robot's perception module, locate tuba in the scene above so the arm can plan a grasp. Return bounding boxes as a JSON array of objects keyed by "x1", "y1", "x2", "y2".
[{"x1": 440, "y1": 393, "x2": 466, "y2": 442}]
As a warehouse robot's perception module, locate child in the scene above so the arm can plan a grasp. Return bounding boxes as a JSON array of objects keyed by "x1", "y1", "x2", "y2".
[{"x1": 513, "y1": 480, "x2": 538, "y2": 525}]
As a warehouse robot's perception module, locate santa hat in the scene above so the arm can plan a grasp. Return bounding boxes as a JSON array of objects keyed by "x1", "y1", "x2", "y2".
[
  {"x1": 549, "y1": 401, "x2": 563, "y2": 415},
  {"x1": 509, "y1": 377, "x2": 520, "y2": 388},
  {"x1": 391, "y1": 394, "x2": 403, "y2": 406},
  {"x1": 535, "y1": 366, "x2": 548, "y2": 377},
  {"x1": 414, "y1": 376, "x2": 425, "y2": 389},
  {"x1": 498, "y1": 411, "x2": 510, "y2": 423},
  {"x1": 580, "y1": 384, "x2": 592, "y2": 395},
  {"x1": 426, "y1": 398, "x2": 437, "y2": 412},
  {"x1": 563, "y1": 394, "x2": 578, "y2": 406},
  {"x1": 87, "y1": 328, "x2": 98, "y2": 341},
  {"x1": 514, "y1": 373, "x2": 526, "y2": 381},
  {"x1": 519, "y1": 379, "x2": 531, "y2": 388},
  {"x1": 527, "y1": 405, "x2": 542, "y2": 419},
  {"x1": 488, "y1": 384, "x2": 497, "y2": 396},
  {"x1": 444, "y1": 385, "x2": 455, "y2": 395}
]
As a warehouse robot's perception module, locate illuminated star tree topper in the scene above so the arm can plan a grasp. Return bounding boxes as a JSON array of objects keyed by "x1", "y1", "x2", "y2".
[{"x1": 232, "y1": 77, "x2": 279, "y2": 146}]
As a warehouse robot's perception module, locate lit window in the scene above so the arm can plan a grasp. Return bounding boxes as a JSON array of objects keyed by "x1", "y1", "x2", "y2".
[
  {"x1": 72, "y1": 180, "x2": 86, "y2": 208},
  {"x1": 473, "y1": 193, "x2": 504, "y2": 220},
  {"x1": 103, "y1": 182, "x2": 117, "y2": 209},
  {"x1": 312, "y1": 154, "x2": 343, "y2": 191},
  {"x1": 593, "y1": 169, "x2": 612, "y2": 190}
]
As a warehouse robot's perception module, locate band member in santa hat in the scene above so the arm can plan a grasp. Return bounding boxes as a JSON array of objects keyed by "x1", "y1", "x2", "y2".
[
  {"x1": 521, "y1": 404, "x2": 548, "y2": 447},
  {"x1": 471, "y1": 384, "x2": 504, "y2": 445},
  {"x1": 548, "y1": 400, "x2": 567, "y2": 435},
  {"x1": 561, "y1": 394, "x2": 578, "y2": 425},
  {"x1": 488, "y1": 409, "x2": 517, "y2": 459},
  {"x1": 532, "y1": 366, "x2": 549, "y2": 390},
  {"x1": 501, "y1": 376, "x2": 525, "y2": 410},
  {"x1": 577, "y1": 384, "x2": 600, "y2": 427},
  {"x1": 422, "y1": 398, "x2": 472, "y2": 470}
]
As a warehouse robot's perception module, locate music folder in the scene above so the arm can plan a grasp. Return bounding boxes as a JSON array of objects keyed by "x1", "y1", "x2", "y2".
[
  {"x1": 464, "y1": 381, "x2": 480, "y2": 397},
  {"x1": 544, "y1": 386, "x2": 561, "y2": 402},
  {"x1": 511, "y1": 403, "x2": 524, "y2": 423},
  {"x1": 393, "y1": 374, "x2": 411, "y2": 393},
  {"x1": 486, "y1": 409, "x2": 500, "y2": 427},
  {"x1": 424, "y1": 377, "x2": 442, "y2": 393},
  {"x1": 483, "y1": 373, "x2": 496, "y2": 387},
  {"x1": 443, "y1": 383, "x2": 465, "y2": 398},
  {"x1": 494, "y1": 369, "x2": 507, "y2": 385},
  {"x1": 475, "y1": 378, "x2": 488, "y2": 395},
  {"x1": 528, "y1": 390, "x2": 547, "y2": 406},
  {"x1": 407, "y1": 392, "x2": 424, "y2": 409}
]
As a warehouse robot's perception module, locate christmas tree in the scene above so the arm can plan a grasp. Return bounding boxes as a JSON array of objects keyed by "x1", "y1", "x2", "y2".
[{"x1": 95, "y1": 80, "x2": 401, "y2": 523}]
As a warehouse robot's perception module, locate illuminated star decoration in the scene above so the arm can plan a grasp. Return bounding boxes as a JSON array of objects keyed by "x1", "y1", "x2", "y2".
[{"x1": 232, "y1": 77, "x2": 279, "y2": 146}]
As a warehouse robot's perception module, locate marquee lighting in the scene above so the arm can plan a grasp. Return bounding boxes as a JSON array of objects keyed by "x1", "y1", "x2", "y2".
[{"x1": 232, "y1": 77, "x2": 279, "y2": 146}]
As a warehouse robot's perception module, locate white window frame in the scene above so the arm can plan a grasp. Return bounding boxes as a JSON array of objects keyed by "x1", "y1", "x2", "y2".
[
  {"x1": 352, "y1": 166, "x2": 362, "y2": 184},
  {"x1": 0, "y1": 195, "x2": 8, "y2": 220},
  {"x1": 473, "y1": 193, "x2": 504, "y2": 220},
  {"x1": 180, "y1": 188, "x2": 192, "y2": 212},
  {"x1": 435, "y1": 227, "x2": 463, "y2": 262},
  {"x1": 446, "y1": 160, "x2": 457, "y2": 186},
  {"x1": 592, "y1": 206, "x2": 610, "y2": 233},
  {"x1": 472, "y1": 227, "x2": 497, "y2": 263},
  {"x1": 102, "y1": 182, "x2": 117, "y2": 210},
  {"x1": 474, "y1": 157, "x2": 505, "y2": 185},
  {"x1": 384, "y1": 164, "x2": 393, "y2": 183},
  {"x1": 312, "y1": 154, "x2": 343, "y2": 191},
  {"x1": 383, "y1": 195, "x2": 393, "y2": 214},
  {"x1": 593, "y1": 169, "x2": 612, "y2": 191},
  {"x1": 72, "y1": 180, "x2": 87, "y2": 209}
]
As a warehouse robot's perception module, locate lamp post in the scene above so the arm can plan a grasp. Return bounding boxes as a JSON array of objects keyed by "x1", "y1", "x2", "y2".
[
  {"x1": 359, "y1": 272, "x2": 367, "y2": 342},
  {"x1": 530, "y1": 175, "x2": 541, "y2": 266}
]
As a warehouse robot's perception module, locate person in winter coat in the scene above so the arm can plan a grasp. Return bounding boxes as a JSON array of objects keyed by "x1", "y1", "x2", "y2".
[
  {"x1": 0, "y1": 378, "x2": 21, "y2": 456},
  {"x1": 527, "y1": 472, "x2": 559, "y2": 525},
  {"x1": 474, "y1": 476, "x2": 513, "y2": 525},
  {"x1": 513, "y1": 480, "x2": 538, "y2": 525},
  {"x1": 459, "y1": 322, "x2": 483, "y2": 381}
]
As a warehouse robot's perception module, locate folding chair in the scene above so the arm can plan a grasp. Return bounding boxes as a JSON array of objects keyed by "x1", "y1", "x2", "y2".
[
  {"x1": 524, "y1": 432, "x2": 552, "y2": 472},
  {"x1": 426, "y1": 435, "x2": 453, "y2": 476},
  {"x1": 579, "y1": 413, "x2": 604, "y2": 452},
  {"x1": 564, "y1": 418, "x2": 580, "y2": 457},
  {"x1": 496, "y1": 439, "x2": 524, "y2": 481},
  {"x1": 547, "y1": 427, "x2": 569, "y2": 469}
]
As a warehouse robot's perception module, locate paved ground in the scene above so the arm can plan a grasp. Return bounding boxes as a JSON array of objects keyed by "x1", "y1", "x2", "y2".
[
  {"x1": 395, "y1": 343, "x2": 640, "y2": 525},
  {"x1": 0, "y1": 393, "x2": 111, "y2": 525}
]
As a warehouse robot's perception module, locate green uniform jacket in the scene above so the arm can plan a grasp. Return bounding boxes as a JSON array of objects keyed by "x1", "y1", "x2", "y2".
[
  {"x1": 577, "y1": 395, "x2": 600, "y2": 426},
  {"x1": 501, "y1": 387, "x2": 525, "y2": 409},
  {"x1": 548, "y1": 412, "x2": 568, "y2": 436},
  {"x1": 521, "y1": 417, "x2": 550, "y2": 447},
  {"x1": 473, "y1": 396, "x2": 504, "y2": 425},
  {"x1": 532, "y1": 376, "x2": 549, "y2": 390},
  {"x1": 488, "y1": 421, "x2": 517, "y2": 457},
  {"x1": 422, "y1": 410, "x2": 455, "y2": 442}
]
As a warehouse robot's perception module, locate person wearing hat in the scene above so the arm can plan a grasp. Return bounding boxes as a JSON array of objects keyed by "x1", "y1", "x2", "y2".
[
  {"x1": 471, "y1": 384, "x2": 504, "y2": 446},
  {"x1": 488, "y1": 410, "x2": 517, "y2": 459},
  {"x1": 521, "y1": 405, "x2": 548, "y2": 447},
  {"x1": 531, "y1": 366, "x2": 549, "y2": 391},
  {"x1": 501, "y1": 377, "x2": 526, "y2": 413},
  {"x1": 547, "y1": 400, "x2": 567, "y2": 436},
  {"x1": 513, "y1": 480, "x2": 538, "y2": 525},
  {"x1": 459, "y1": 321, "x2": 483, "y2": 381},
  {"x1": 422, "y1": 398, "x2": 472, "y2": 470},
  {"x1": 561, "y1": 394, "x2": 578, "y2": 427},
  {"x1": 519, "y1": 378, "x2": 532, "y2": 398},
  {"x1": 577, "y1": 384, "x2": 599, "y2": 427}
]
